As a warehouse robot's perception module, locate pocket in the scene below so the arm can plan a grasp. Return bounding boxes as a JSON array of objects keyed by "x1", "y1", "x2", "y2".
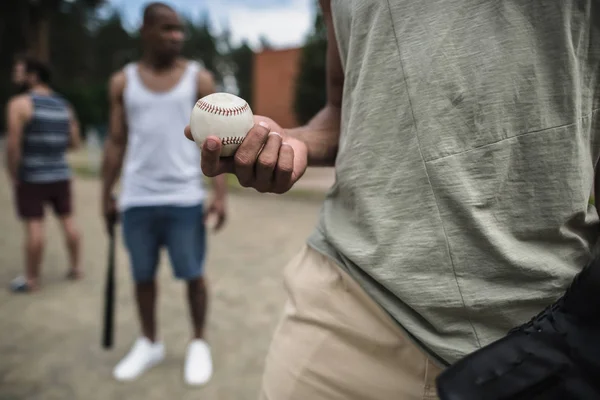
[
  {"x1": 282, "y1": 245, "x2": 350, "y2": 320},
  {"x1": 282, "y1": 245, "x2": 309, "y2": 294},
  {"x1": 424, "y1": 359, "x2": 443, "y2": 400}
]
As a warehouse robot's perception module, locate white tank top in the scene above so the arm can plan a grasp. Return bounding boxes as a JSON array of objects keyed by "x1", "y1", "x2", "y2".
[{"x1": 119, "y1": 61, "x2": 205, "y2": 210}]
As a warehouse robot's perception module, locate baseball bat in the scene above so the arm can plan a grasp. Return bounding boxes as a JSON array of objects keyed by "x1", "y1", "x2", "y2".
[{"x1": 102, "y1": 218, "x2": 117, "y2": 349}]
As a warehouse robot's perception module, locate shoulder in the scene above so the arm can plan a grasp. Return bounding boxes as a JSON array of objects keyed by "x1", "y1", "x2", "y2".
[
  {"x1": 183, "y1": 58, "x2": 211, "y2": 81},
  {"x1": 6, "y1": 94, "x2": 31, "y2": 112},
  {"x1": 196, "y1": 68, "x2": 214, "y2": 83},
  {"x1": 196, "y1": 70, "x2": 216, "y2": 98},
  {"x1": 6, "y1": 94, "x2": 33, "y2": 125},
  {"x1": 110, "y1": 69, "x2": 127, "y2": 88},
  {"x1": 195, "y1": 67, "x2": 215, "y2": 95},
  {"x1": 185, "y1": 59, "x2": 215, "y2": 96},
  {"x1": 109, "y1": 69, "x2": 127, "y2": 98}
]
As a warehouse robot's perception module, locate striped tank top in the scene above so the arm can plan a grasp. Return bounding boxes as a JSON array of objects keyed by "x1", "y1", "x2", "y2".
[{"x1": 20, "y1": 93, "x2": 71, "y2": 183}]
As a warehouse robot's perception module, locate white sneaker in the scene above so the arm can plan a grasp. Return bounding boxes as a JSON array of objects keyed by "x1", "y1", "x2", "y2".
[
  {"x1": 113, "y1": 337, "x2": 165, "y2": 381},
  {"x1": 184, "y1": 339, "x2": 213, "y2": 386}
]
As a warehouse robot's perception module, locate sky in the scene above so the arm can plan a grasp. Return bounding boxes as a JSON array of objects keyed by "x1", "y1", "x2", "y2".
[{"x1": 102, "y1": 0, "x2": 316, "y2": 50}]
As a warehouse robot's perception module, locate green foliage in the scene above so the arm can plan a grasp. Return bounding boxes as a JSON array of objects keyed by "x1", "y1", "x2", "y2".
[
  {"x1": 182, "y1": 15, "x2": 222, "y2": 82},
  {"x1": 294, "y1": 1, "x2": 327, "y2": 125},
  {"x1": 89, "y1": 11, "x2": 139, "y2": 80},
  {"x1": 0, "y1": 1, "x2": 256, "y2": 135},
  {"x1": 47, "y1": 6, "x2": 131, "y2": 135},
  {"x1": 0, "y1": 0, "x2": 107, "y2": 131},
  {"x1": 59, "y1": 83, "x2": 108, "y2": 136},
  {"x1": 228, "y1": 42, "x2": 254, "y2": 105}
]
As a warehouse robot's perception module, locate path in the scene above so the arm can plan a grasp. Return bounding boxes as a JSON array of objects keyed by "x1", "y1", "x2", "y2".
[{"x1": 0, "y1": 173, "x2": 325, "y2": 400}]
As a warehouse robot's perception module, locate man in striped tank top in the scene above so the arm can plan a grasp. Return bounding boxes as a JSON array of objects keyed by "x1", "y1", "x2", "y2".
[{"x1": 5, "y1": 58, "x2": 83, "y2": 292}]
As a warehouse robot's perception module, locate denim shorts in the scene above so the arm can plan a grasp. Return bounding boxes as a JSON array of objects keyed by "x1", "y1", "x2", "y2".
[{"x1": 121, "y1": 203, "x2": 206, "y2": 283}]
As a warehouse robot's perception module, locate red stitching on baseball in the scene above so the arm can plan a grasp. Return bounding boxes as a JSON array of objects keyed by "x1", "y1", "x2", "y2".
[
  {"x1": 195, "y1": 99, "x2": 249, "y2": 116},
  {"x1": 221, "y1": 136, "x2": 245, "y2": 145}
]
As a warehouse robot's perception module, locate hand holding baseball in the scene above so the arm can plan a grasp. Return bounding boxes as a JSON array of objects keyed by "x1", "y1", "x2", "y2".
[{"x1": 184, "y1": 116, "x2": 308, "y2": 194}]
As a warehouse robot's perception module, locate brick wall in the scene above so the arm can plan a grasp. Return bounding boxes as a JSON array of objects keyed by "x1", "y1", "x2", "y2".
[{"x1": 252, "y1": 47, "x2": 302, "y2": 129}]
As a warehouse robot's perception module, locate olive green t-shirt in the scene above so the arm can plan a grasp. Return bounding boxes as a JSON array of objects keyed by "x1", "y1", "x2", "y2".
[{"x1": 307, "y1": 0, "x2": 600, "y2": 365}]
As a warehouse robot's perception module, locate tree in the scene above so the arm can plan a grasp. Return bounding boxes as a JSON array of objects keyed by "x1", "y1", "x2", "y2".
[
  {"x1": 50, "y1": 1, "x2": 94, "y2": 84},
  {"x1": 293, "y1": 1, "x2": 327, "y2": 125},
  {"x1": 90, "y1": 11, "x2": 138, "y2": 80},
  {"x1": 0, "y1": 2, "x2": 242, "y2": 135},
  {"x1": 183, "y1": 13, "x2": 223, "y2": 83},
  {"x1": 259, "y1": 35, "x2": 273, "y2": 51},
  {"x1": 0, "y1": 0, "x2": 104, "y2": 133},
  {"x1": 228, "y1": 41, "x2": 254, "y2": 105},
  {"x1": 216, "y1": 23, "x2": 254, "y2": 104},
  {"x1": 4, "y1": 0, "x2": 105, "y2": 62}
]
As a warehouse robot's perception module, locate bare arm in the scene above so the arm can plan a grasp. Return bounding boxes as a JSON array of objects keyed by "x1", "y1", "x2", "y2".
[
  {"x1": 285, "y1": 0, "x2": 343, "y2": 167},
  {"x1": 193, "y1": 0, "x2": 342, "y2": 193},
  {"x1": 197, "y1": 69, "x2": 228, "y2": 200},
  {"x1": 67, "y1": 105, "x2": 82, "y2": 150},
  {"x1": 5, "y1": 96, "x2": 32, "y2": 184},
  {"x1": 101, "y1": 71, "x2": 128, "y2": 202}
]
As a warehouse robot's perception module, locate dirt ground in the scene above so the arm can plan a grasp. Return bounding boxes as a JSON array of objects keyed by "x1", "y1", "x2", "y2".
[{"x1": 0, "y1": 172, "x2": 326, "y2": 400}]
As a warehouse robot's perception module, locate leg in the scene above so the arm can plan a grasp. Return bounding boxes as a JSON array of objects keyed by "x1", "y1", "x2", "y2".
[
  {"x1": 49, "y1": 180, "x2": 81, "y2": 278},
  {"x1": 121, "y1": 206, "x2": 162, "y2": 341},
  {"x1": 59, "y1": 216, "x2": 81, "y2": 279},
  {"x1": 113, "y1": 206, "x2": 165, "y2": 382},
  {"x1": 22, "y1": 219, "x2": 45, "y2": 290},
  {"x1": 164, "y1": 203, "x2": 212, "y2": 386},
  {"x1": 164, "y1": 203, "x2": 208, "y2": 338},
  {"x1": 136, "y1": 281, "x2": 158, "y2": 341},
  {"x1": 187, "y1": 276, "x2": 208, "y2": 339},
  {"x1": 187, "y1": 216, "x2": 208, "y2": 339},
  {"x1": 259, "y1": 245, "x2": 443, "y2": 400},
  {"x1": 12, "y1": 182, "x2": 45, "y2": 292}
]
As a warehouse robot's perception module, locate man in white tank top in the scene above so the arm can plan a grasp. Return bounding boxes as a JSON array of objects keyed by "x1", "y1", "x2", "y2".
[{"x1": 100, "y1": 2, "x2": 227, "y2": 386}]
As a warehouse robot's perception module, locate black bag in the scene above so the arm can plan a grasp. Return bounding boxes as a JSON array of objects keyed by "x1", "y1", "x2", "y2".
[{"x1": 436, "y1": 255, "x2": 600, "y2": 400}]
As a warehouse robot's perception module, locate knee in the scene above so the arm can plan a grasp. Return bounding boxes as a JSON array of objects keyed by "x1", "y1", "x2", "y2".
[
  {"x1": 66, "y1": 226, "x2": 80, "y2": 245},
  {"x1": 61, "y1": 217, "x2": 80, "y2": 245},
  {"x1": 136, "y1": 280, "x2": 156, "y2": 290},
  {"x1": 187, "y1": 276, "x2": 207, "y2": 292},
  {"x1": 27, "y1": 231, "x2": 44, "y2": 251}
]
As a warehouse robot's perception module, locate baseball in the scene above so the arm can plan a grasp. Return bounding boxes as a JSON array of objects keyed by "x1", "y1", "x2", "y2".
[{"x1": 189, "y1": 92, "x2": 255, "y2": 157}]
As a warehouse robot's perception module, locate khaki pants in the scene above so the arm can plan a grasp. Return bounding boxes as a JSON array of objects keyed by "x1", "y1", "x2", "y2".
[{"x1": 259, "y1": 245, "x2": 442, "y2": 400}]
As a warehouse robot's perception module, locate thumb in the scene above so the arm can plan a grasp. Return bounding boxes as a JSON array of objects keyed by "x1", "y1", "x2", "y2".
[{"x1": 184, "y1": 125, "x2": 194, "y2": 141}]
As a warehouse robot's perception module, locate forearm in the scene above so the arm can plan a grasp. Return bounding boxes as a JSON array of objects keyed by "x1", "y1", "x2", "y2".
[
  {"x1": 6, "y1": 144, "x2": 20, "y2": 182},
  {"x1": 285, "y1": 104, "x2": 341, "y2": 167},
  {"x1": 101, "y1": 138, "x2": 126, "y2": 199},
  {"x1": 211, "y1": 173, "x2": 227, "y2": 199}
]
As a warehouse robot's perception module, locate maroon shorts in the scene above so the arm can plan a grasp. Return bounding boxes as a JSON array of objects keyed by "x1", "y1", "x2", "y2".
[{"x1": 16, "y1": 180, "x2": 72, "y2": 220}]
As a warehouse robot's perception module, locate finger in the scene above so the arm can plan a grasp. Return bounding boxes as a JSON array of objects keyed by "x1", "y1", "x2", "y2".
[
  {"x1": 200, "y1": 136, "x2": 221, "y2": 176},
  {"x1": 273, "y1": 143, "x2": 295, "y2": 194},
  {"x1": 214, "y1": 214, "x2": 226, "y2": 232},
  {"x1": 234, "y1": 121, "x2": 271, "y2": 186},
  {"x1": 201, "y1": 136, "x2": 235, "y2": 177},
  {"x1": 255, "y1": 132, "x2": 283, "y2": 192},
  {"x1": 184, "y1": 125, "x2": 193, "y2": 141}
]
